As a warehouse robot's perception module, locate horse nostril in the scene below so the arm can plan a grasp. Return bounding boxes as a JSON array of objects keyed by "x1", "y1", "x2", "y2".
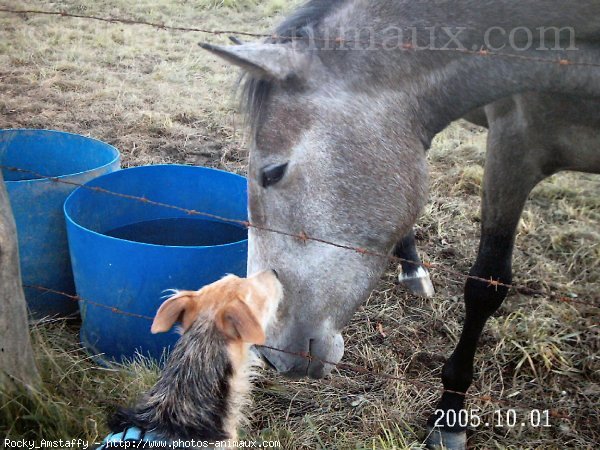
[{"x1": 271, "y1": 269, "x2": 279, "y2": 279}]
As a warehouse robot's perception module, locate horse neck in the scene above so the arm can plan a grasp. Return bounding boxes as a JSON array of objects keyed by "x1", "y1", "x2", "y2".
[
  {"x1": 413, "y1": 46, "x2": 600, "y2": 140},
  {"x1": 320, "y1": 0, "x2": 600, "y2": 141}
]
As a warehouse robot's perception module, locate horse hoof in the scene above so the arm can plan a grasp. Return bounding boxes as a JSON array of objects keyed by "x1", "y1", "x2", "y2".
[
  {"x1": 425, "y1": 427, "x2": 466, "y2": 450},
  {"x1": 398, "y1": 267, "x2": 435, "y2": 298}
]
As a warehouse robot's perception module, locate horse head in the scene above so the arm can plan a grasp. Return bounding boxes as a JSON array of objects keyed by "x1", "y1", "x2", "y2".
[{"x1": 202, "y1": 39, "x2": 428, "y2": 378}]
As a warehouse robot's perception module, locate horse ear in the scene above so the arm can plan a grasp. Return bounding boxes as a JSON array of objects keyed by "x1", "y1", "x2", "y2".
[
  {"x1": 215, "y1": 298, "x2": 266, "y2": 345},
  {"x1": 199, "y1": 42, "x2": 309, "y2": 81},
  {"x1": 151, "y1": 292, "x2": 199, "y2": 334}
]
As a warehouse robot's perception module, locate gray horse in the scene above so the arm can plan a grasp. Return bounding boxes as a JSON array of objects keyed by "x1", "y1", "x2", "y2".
[{"x1": 201, "y1": 1, "x2": 600, "y2": 448}]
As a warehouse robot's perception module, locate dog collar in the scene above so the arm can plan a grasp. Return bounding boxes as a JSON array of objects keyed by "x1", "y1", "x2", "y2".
[{"x1": 98, "y1": 427, "x2": 167, "y2": 448}]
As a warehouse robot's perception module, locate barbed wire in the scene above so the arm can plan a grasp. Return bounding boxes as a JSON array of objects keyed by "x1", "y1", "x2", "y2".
[
  {"x1": 24, "y1": 283, "x2": 157, "y2": 321},
  {"x1": 3, "y1": 164, "x2": 598, "y2": 309},
  {"x1": 23, "y1": 283, "x2": 585, "y2": 422},
  {"x1": 1, "y1": 7, "x2": 597, "y2": 307},
  {"x1": 0, "y1": 7, "x2": 271, "y2": 38},
  {"x1": 2, "y1": 7, "x2": 600, "y2": 69}
]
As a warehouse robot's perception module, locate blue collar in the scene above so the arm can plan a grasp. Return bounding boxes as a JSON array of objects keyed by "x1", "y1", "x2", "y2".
[{"x1": 98, "y1": 427, "x2": 167, "y2": 448}]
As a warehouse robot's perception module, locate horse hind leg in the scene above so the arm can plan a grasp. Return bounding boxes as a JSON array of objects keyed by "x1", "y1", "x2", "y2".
[{"x1": 394, "y1": 229, "x2": 435, "y2": 298}]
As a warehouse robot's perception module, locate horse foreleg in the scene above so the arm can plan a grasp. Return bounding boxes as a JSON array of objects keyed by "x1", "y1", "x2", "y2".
[
  {"x1": 394, "y1": 229, "x2": 435, "y2": 298},
  {"x1": 426, "y1": 102, "x2": 547, "y2": 449}
]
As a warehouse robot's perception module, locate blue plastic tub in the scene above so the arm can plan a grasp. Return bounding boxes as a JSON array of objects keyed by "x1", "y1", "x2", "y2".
[
  {"x1": 0, "y1": 129, "x2": 120, "y2": 317},
  {"x1": 64, "y1": 165, "x2": 248, "y2": 363}
]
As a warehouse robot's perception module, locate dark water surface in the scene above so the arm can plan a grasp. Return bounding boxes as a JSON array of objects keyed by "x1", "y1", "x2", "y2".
[{"x1": 106, "y1": 218, "x2": 247, "y2": 246}]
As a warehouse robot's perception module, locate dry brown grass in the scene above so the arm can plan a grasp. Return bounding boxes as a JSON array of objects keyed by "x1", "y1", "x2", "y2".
[{"x1": 1, "y1": 1, "x2": 598, "y2": 448}]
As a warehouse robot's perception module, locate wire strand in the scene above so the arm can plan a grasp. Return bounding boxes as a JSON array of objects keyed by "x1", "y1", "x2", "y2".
[
  {"x1": 2, "y1": 7, "x2": 600, "y2": 69},
  {"x1": 3, "y1": 164, "x2": 598, "y2": 309}
]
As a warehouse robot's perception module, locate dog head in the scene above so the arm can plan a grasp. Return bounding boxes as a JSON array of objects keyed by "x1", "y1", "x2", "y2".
[{"x1": 150, "y1": 270, "x2": 282, "y2": 346}]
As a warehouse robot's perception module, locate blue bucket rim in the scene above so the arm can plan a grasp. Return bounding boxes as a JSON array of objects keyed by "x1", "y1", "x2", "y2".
[
  {"x1": 64, "y1": 164, "x2": 249, "y2": 250},
  {"x1": 0, "y1": 128, "x2": 120, "y2": 184}
]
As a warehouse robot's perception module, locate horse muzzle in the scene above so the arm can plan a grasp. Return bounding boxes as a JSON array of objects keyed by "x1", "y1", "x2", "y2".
[{"x1": 259, "y1": 332, "x2": 345, "y2": 379}]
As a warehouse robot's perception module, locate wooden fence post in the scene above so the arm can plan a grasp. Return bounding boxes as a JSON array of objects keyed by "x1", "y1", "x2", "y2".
[{"x1": 0, "y1": 171, "x2": 40, "y2": 390}]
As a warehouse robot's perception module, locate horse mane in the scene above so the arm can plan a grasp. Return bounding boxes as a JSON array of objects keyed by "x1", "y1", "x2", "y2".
[{"x1": 240, "y1": 0, "x2": 347, "y2": 135}]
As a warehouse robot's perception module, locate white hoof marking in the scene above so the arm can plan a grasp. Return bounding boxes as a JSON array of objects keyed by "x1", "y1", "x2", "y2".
[
  {"x1": 398, "y1": 267, "x2": 435, "y2": 298},
  {"x1": 425, "y1": 426, "x2": 467, "y2": 450}
]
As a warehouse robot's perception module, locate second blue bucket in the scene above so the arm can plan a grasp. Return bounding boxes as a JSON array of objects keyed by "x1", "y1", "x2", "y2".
[{"x1": 64, "y1": 165, "x2": 248, "y2": 363}]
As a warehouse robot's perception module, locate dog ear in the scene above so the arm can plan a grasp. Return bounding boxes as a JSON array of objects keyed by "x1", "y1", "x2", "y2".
[
  {"x1": 216, "y1": 298, "x2": 265, "y2": 345},
  {"x1": 151, "y1": 291, "x2": 199, "y2": 334}
]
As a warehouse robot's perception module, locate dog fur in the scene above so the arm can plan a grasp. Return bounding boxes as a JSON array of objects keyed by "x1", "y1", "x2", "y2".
[{"x1": 106, "y1": 270, "x2": 282, "y2": 444}]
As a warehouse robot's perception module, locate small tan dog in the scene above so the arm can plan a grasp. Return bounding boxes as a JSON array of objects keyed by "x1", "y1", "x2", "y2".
[{"x1": 98, "y1": 270, "x2": 282, "y2": 448}]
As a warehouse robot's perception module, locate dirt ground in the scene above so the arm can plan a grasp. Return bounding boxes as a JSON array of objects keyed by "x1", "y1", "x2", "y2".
[{"x1": 1, "y1": 1, "x2": 598, "y2": 448}]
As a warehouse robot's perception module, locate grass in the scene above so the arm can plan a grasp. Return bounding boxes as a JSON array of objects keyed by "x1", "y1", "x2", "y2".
[
  {"x1": 0, "y1": 320, "x2": 159, "y2": 441},
  {"x1": 1, "y1": 0, "x2": 599, "y2": 448}
]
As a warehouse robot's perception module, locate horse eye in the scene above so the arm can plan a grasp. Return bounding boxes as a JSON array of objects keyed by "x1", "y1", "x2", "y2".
[{"x1": 261, "y1": 163, "x2": 288, "y2": 188}]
